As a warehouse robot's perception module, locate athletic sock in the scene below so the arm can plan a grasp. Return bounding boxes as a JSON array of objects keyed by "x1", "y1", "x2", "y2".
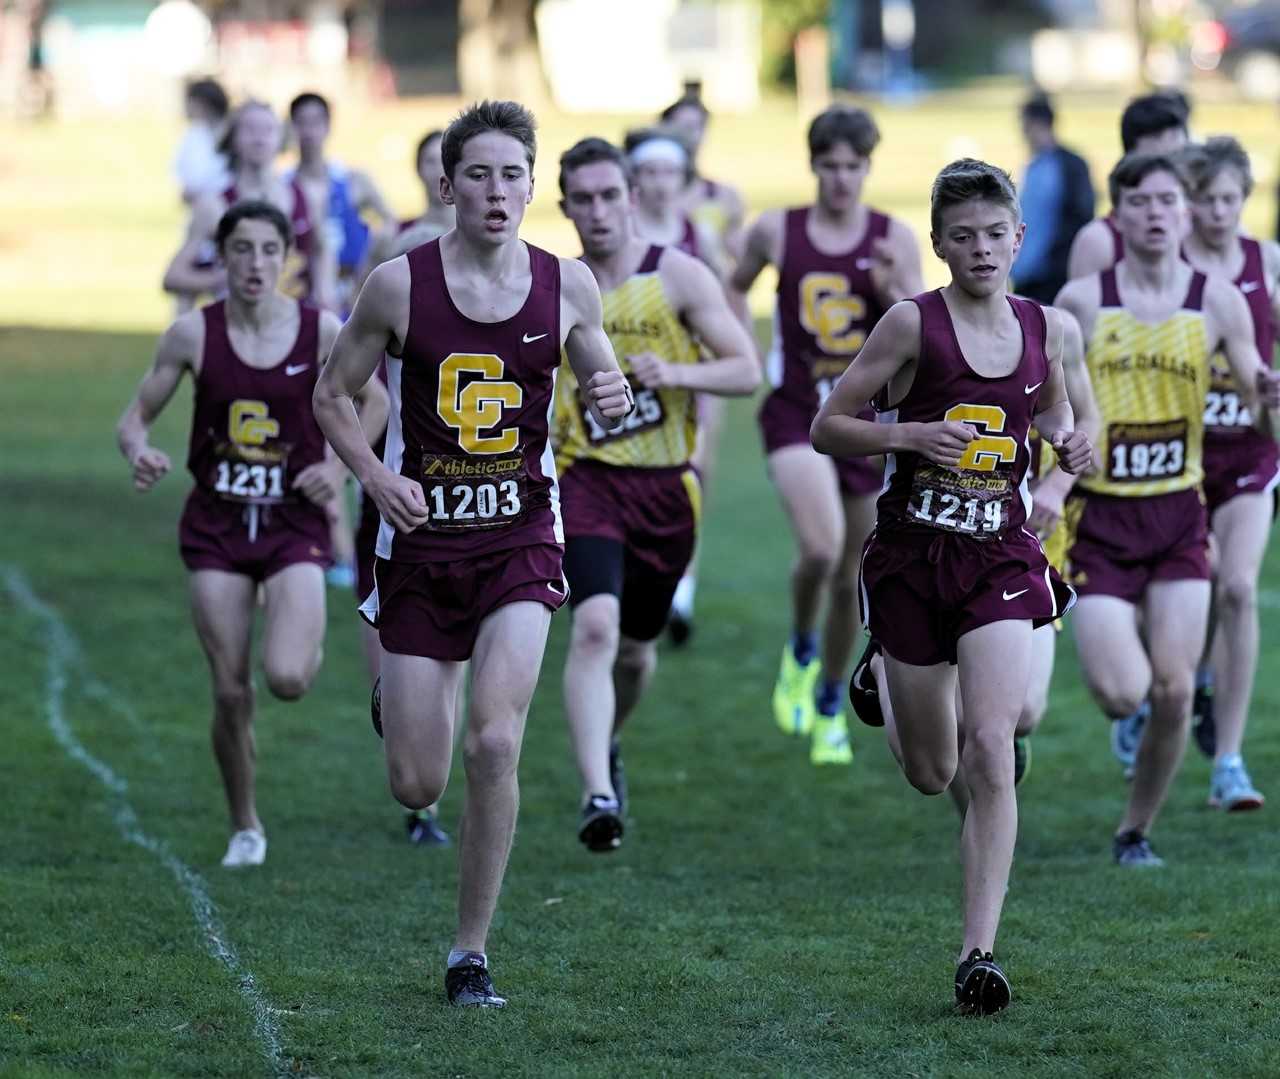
[
  {"x1": 791, "y1": 631, "x2": 818, "y2": 666},
  {"x1": 448, "y1": 949, "x2": 485, "y2": 969},
  {"x1": 816, "y1": 678, "x2": 843, "y2": 717}
]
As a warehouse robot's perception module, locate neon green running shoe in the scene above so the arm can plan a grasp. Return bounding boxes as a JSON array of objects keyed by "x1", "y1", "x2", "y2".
[
  {"x1": 1013, "y1": 736, "x2": 1031, "y2": 787},
  {"x1": 772, "y1": 645, "x2": 819, "y2": 736},
  {"x1": 811, "y1": 711, "x2": 854, "y2": 765}
]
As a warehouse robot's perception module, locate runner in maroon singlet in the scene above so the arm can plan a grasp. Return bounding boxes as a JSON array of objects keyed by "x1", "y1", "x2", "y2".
[
  {"x1": 164, "y1": 101, "x2": 332, "y2": 313},
  {"x1": 1178, "y1": 137, "x2": 1280, "y2": 808},
  {"x1": 1066, "y1": 92, "x2": 1189, "y2": 281},
  {"x1": 812, "y1": 160, "x2": 1093, "y2": 1014},
  {"x1": 314, "y1": 101, "x2": 633, "y2": 1009},
  {"x1": 733, "y1": 104, "x2": 923, "y2": 764},
  {"x1": 118, "y1": 201, "x2": 386, "y2": 871}
]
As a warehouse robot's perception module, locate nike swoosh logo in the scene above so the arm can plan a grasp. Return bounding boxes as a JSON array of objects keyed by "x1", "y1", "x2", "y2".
[
  {"x1": 1003, "y1": 588, "x2": 1029, "y2": 601},
  {"x1": 522, "y1": 332, "x2": 548, "y2": 344},
  {"x1": 1237, "y1": 475, "x2": 1257, "y2": 488},
  {"x1": 1024, "y1": 381, "x2": 1044, "y2": 395},
  {"x1": 547, "y1": 580, "x2": 565, "y2": 595},
  {"x1": 1241, "y1": 280, "x2": 1262, "y2": 293},
  {"x1": 285, "y1": 364, "x2": 310, "y2": 376}
]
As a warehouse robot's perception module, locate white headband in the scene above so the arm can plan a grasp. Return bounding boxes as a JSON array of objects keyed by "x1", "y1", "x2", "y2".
[{"x1": 629, "y1": 137, "x2": 688, "y2": 169}]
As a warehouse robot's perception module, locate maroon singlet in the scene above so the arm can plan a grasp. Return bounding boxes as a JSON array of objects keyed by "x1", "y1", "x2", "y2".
[
  {"x1": 187, "y1": 300, "x2": 325, "y2": 503},
  {"x1": 377, "y1": 238, "x2": 564, "y2": 561},
  {"x1": 1205, "y1": 237, "x2": 1276, "y2": 443},
  {"x1": 769, "y1": 206, "x2": 891, "y2": 411},
  {"x1": 876, "y1": 290, "x2": 1047, "y2": 539}
]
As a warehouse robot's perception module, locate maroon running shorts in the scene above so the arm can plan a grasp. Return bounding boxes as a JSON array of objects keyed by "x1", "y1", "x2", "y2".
[
  {"x1": 179, "y1": 488, "x2": 331, "y2": 583},
  {"x1": 860, "y1": 526, "x2": 1075, "y2": 666},
  {"x1": 360, "y1": 543, "x2": 567, "y2": 661},
  {"x1": 1065, "y1": 487, "x2": 1209, "y2": 603},
  {"x1": 559, "y1": 460, "x2": 699, "y2": 641},
  {"x1": 1202, "y1": 436, "x2": 1280, "y2": 516},
  {"x1": 758, "y1": 390, "x2": 882, "y2": 497}
]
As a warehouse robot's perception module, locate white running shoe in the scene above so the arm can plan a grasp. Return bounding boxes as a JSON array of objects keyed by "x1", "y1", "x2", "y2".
[{"x1": 221, "y1": 829, "x2": 267, "y2": 868}]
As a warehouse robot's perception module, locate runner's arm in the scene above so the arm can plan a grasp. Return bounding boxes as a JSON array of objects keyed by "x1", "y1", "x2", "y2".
[
  {"x1": 729, "y1": 210, "x2": 780, "y2": 295},
  {"x1": 1033, "y1": 307, "x2": 1092, "y2": 475},
  {"x1": 634, "y1": 250, "x2": 758, "y2": 396},
  {"x1": 162, "y1": 197, "x2": 224, "y2": 297},
  {"x1": 352, "y1": 169, "x2": 396, "y2": 227},
  {"x1": 560, "y1": 258, "x2": 635, "y2": 430},
  {"x1": 313, "y1": 259, "x2": 429, "y2": 533},
  {"x1": 1208, "y1": 277, "x2": 1278, "y2": 438},
  {"x1": 319, "y1": 309, "x2": 389, "y2": 447},
  {"x1": 116, "y1": 313, "x2": 201, "y2": 490},
  {"x1": 870, "y1": 217, "x2": 925, "y2": 306},
  {"x1": 1036, "y1": 308, "x2": 1100, "y2": 509},
  {"x1": 1065, "y1": 219, "x2": 1115, "y2": 282},
  {"x1": 812, "y1": 300, "x2": 976, "y2": 465}
]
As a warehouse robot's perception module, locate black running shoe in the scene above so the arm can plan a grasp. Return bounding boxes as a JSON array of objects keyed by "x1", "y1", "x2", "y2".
[
  {"x1": 578, "y1": 794, "x2": 623, "y2": 852},
  {"x1": 1113, "y1": 829, "x2": 1164, "y2": 867},
  {"x1": 609, "y1": 739, "x2": 628, "y2": 818},
  {"x1": 371, "y1": 676, "x2": 383, "y2": 739},
  {"x1": 1192, "y1": 681, "x2": 1216, "y2": 759},
  {"x1": 445, "y1": 954, "x2": 507, "y2": 1008},
  {"x1": 406, "y1": 810, "x2": 450, "y2": 847},
  {"x1": 667, "y1": 609, "x2": 693, "y2": 647},
  {"x1": 954, "y1": 948, "x2": 1011, "y2": 1016},
  {"x1": 848, "y1": 637, "x2": 884, "y2": 727}
]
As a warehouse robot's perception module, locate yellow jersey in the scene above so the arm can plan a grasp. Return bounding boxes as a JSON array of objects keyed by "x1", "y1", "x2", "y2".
[
  {"x1": 554, "y1": 246, "x2": 701, "y2": 470},
  {"x1": 1080, "y1": 267, "x2": 1213, "y2": 498}
]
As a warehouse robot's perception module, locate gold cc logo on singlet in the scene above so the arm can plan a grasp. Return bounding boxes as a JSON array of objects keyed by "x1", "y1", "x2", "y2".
[
  {"x1": 799, "y1": 272, "x2": 868, "y2": 355},
  {"x1": 437, "y1": 353, "x2": 523, "y2": 454},
  {"x1": 945, "y1": 404, "x2": 1017, "y2": 472},
  {"x1": 229, "y1": 400, "x2": 280, "y2": 445}
]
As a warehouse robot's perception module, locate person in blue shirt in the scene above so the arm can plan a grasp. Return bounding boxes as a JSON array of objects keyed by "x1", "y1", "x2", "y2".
[
  {"x1": 1012, "y1": 93, "x2": 1095, "y2": 304},
  {"x1": 289, "y1": 91, "x2": 395, "y2": 317}
]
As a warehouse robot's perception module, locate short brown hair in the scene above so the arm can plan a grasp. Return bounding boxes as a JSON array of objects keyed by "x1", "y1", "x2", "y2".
[
  {"x1": 930, "y1": 159, "x2": 1020, "y2": 234},
  {"x1": 1108, "y1": 151, "x2": 1187, "y2": 207},
  {"x1": 441, "y1": 100, "x2": 537, "y2": 180},
  {"x1": 559, "y1": 137, "x2": 629, "y2": 196},
  {"x1": 1178, "y1": 136, "x2": 1253, "y2": 199},
  {"x1": 215, "y1": 200, "x2": 292, "y2": 251},
  {"x1": 807, "y1": 105, "x2": 880, "y2": 160}
]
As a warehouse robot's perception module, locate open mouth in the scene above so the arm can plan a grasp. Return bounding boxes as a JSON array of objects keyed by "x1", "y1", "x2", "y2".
[
  {"x1": 485, "y1": 210, "x2": 508, "y2": 226},
  {"x1": 245, "y1": 275, "x2": 264, "y2": 289},
  {"x1": 971, "y1": 264, "x2": 997, "y2": 276},
  {"x1": 1147, "y1": 226, "x2": 1167, "y2": 239}
]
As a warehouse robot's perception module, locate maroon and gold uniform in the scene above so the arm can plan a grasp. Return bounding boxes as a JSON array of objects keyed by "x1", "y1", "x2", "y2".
[
  {"x1": 179, "y1": 300, "x2": 331, "y2": 580},
  {"x1": 760, "y1": 206, "x2": 890, "y2": 494},
  {"x1": 860, "y1": 290, "x2": 1074, "y2": 665},
  {"x1": 359, "y1": 239, "x2": 567, "y2": 660}
]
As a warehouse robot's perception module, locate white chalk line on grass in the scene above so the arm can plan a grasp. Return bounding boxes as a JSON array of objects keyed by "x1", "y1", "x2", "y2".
[{"x1": 4, "y1": 567, "x2": 288, "y2": 1077}]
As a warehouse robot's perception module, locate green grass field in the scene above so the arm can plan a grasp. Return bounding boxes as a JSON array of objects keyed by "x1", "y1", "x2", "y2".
[{"x1": 3, "y1": 89, "x2": 1280, "y2": 1077}]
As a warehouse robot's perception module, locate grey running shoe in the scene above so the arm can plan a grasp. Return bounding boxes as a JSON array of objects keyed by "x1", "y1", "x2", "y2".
[
  {"x1": 1113, "y1": 829, "x2": 1164, "y2": 867},
  {"x1": 1209, "y1": 755, "x2": 1264, "y2": 812},
  {"x1": 954, "y1": 949, "x2": 1011, "y2": 1015},
  {"x1": 445, "y1": 954, "x2": 507, "y2": 1008},
  {"x1": 406, "y1": 809, "x2": 450, "y2": 846},
  {"x1": 1110, "y1": 702, "x2": 1149, "y2": 770}
]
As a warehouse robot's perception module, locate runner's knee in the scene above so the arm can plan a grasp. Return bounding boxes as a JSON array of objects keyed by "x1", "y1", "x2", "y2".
[
  {"x1": 901, "y1": 748, "x2": 956, "y2": 796},
  {"x1": 1085, "y1": 669, "x2": 1146, "y2": 719},
  {"x1": 1148, "y1": 667, "x2": 1193, "y2": 723},
  {"x1": 388, "y1": 759, "x2": 447, "y2": 810},
  {"x1": 961, "y1": 725, "x2": 1016, "y2": 789},
  {"x1": 463, "y1": 720, "x2": 521, "y2": 783},
  {"x1": 212, "y1": 679, "x2": 253, "y2": 720},
  {"x1": 1217, "y1": 573, "x2": 1257, "y2": 617},
  {"x1": 570, "y1": 601, "x2": 620, "y2": 659},
  {"x1": 264, "y1": 662, "x2": 314, "y2": 701}
]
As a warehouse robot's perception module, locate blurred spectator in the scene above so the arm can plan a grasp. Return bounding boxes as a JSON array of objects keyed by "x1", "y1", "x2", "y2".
[
  {"x1": 174, "y1": 78, "x2": 231, "y2": 205},
  {"x1": 1012, "y1": 92, "x2": 1094, "y2": 305}
]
